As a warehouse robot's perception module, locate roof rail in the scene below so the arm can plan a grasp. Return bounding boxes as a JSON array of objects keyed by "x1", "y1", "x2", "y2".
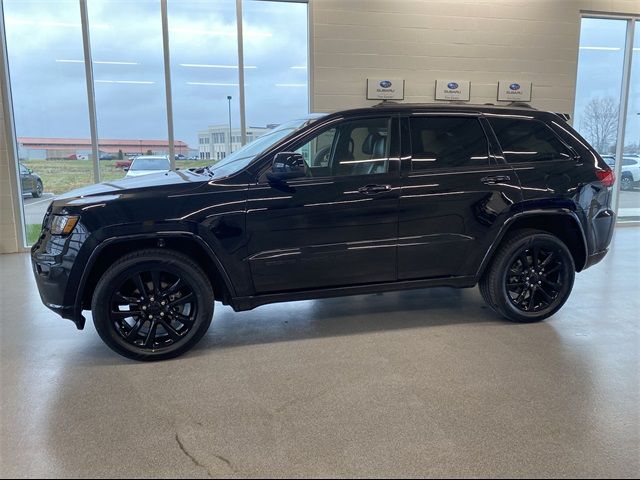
[
  {"x1": 508, "y1": 101, "x2": 536, "y2": 109},
  {"x1": 372, "y1": 100, "x2": 400, "y2": 107},
  {"x1": 555, "y1": 112, "x2": 571, "y2": 122}
]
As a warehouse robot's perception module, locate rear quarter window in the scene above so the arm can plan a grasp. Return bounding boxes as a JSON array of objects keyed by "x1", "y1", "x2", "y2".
[{"x1": 488, "y1": 117, "x2": 573, "y2": 163}]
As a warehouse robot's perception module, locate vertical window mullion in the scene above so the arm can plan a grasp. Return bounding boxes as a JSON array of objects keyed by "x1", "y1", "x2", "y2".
[{"x1": 79, "y1": 0, "x2": 100, "y2": 183}]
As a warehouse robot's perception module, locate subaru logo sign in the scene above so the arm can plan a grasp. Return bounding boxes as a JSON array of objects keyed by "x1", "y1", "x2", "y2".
[
  {"x1": 509, "y1": 83, "x2": 521, "y2": 91},
  {"x1": 447, "y1": 82, "x2": 459, "y2": 89},
  {"x1": 379, "y1": 80, "x2": 392, "y2": 88}
]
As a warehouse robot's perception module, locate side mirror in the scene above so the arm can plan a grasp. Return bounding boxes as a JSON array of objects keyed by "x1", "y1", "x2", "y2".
[
  {"x1": 123, "y1": 167, "x2": 129, "y2": 172},
  {"x1": 267, "y1": 152, "x2": 307, "y2": 183},
  {"x1": 28, "y1": 168, "x2": 33, "y2": 174}
]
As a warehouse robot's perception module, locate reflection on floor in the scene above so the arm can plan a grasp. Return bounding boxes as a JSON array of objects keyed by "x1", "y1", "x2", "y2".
[{"x1": 1, "y1": 228, "x2": 639, "y2": 478}]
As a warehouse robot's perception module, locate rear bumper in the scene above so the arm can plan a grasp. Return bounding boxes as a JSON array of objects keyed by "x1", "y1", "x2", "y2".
[{"x1": 584, "y1": 248, "x2": 609, "y2": 269}]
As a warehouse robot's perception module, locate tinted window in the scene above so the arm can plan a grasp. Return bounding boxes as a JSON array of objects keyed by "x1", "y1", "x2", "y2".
[
  {"x1": 409, "y1": 117, "x2": 489, "y2": 170},
  {"x1": 489, "y1": 117, "x2": 572, "y2": 163},
  {"x1": 623, "y1": 158, "x2": 638, "y2": 166},
  {"x1": 294, "y1": 117, "x2": 391, "y2": 177}
]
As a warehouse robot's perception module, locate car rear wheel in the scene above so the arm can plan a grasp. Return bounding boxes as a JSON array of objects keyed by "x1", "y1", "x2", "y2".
[
  {"x1": 620, "y1": 175, "x2": 633, "y2": 191},
  {"x1": 31, "y1": 180, "x2": 43, "y2": 198},
  {"x1": 92, "y1": 249, "x2": 214, "y2": 361},
  {"x1": 479, "y1": 229, "x2": 575, "y2": 323}
]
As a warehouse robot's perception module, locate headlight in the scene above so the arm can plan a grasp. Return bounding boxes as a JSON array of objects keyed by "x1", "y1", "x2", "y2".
[{"x1": 50, "y1": 215, "x2": 79, "y2": 235}]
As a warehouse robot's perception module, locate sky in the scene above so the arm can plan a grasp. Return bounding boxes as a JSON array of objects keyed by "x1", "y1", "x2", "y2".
[{"x1": 3, "y1": 1, "x2": 639, "y2": 152}]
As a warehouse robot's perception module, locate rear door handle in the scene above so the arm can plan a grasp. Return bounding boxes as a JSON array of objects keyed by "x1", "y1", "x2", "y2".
[
  {"x1": 358, "y1": 184, "x2": 392, "y2": 195},
  {"x1": 481, "y1": 175, "x2": 510, "y2": 185}
]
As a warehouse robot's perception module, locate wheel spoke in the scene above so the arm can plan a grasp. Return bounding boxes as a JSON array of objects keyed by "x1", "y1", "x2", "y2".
[
  {"x1": 113, "y1": 292, "x2": 137, "y2": 305},
  {"x1": 544, "y1": 263, "x2": 562, "y2": 275},
  {"x1": 527, "y1": 288, "x2": 536, "y2": 311},
  {"x1": 532, "y1": 246, "x2": 540, "y2": 268},
  {"x1": 541, "y1": 251, "x2": 555, "y2": 268},
  {"x1": 164, "y1": 278, "x2": 183, "y2": 297},
  {"x1": 537, "y1": 286, "x2": 553, "y2": 302},
  {"x1": 143, "y1": 321, "x2": 158, "y2": 348},
  {"x1": 519, "y1": 252, "x2": 530, "y2": 269},
  {"x1": 151, "y1": 270, "x2": 162, "y2": 295},
  {"x1": 133, "y1": 273, "x2": 148, "y2": 299},
  {"x1": 171, "y1": 312, "x2": 195, "y2": 325},
  {"x1": 169, "y1": 292, "x2": 195, "y2": 307},
  {"x1": 515, "y1": 288, "x2": 528, "y2": 305},
  {"x1": 507, "y1": 281, "x2": 525, "y2": 287},
  {"x1": 111, "y1": 309, "x2": 140, "y2": 319},
  {"x1": 542, "y1": 278, "x2": 561, "y2": 291},
  {"x1": 159, "y1": 319, "x2": 183, "y2": 342},
  {"x1": 127, "y1": 318, "x2": 145, "y2": 339}
]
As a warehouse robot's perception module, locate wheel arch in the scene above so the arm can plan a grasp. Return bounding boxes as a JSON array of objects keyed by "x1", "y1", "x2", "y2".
[
  {"x1": 477, "y1": 210, "x2": 588, "y2": 278},
  {"x1": 75, "y1": 233, "x2": 235, "y2": 328}
]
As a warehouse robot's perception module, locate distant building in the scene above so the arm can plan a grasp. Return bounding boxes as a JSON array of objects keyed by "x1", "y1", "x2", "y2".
[
  {"x1": 17, "y1": 137, "x2": 190, "y2": 160},
  {"x1": 197, "y1": 125, "x2": 275, "y2": 160}
]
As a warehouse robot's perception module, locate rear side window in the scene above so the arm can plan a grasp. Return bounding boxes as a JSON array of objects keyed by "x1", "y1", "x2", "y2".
[
  {"x1": 409, "y1": 116, "x2": 489, "y2": 170},
  {"x1": 488, "y1": 117, "x2": 572, "y2": 163}
]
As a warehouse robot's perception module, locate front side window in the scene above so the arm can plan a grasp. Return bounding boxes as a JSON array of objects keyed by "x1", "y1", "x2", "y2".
[
  {"x1": 294, "y1": 117, "x2": 391, "y2": 178},
  {"x1": 409, "y1": 116, "x2": 490, "y2": 170},
  {"x1": 488, "y1": 117, "x2": 572, "y2": 163}
]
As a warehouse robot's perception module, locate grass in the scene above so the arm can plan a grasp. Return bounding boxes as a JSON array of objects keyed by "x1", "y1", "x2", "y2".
[
  {"x1": 22, "y1": 159, "x2": 213, "y2": 195},
  {"x1": 26, "y1": 223, "x2": 42, "y2": 245}
]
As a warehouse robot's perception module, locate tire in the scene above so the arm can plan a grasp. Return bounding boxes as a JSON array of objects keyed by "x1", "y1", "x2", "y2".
[
  {"x1": 479, "y1": 229, "x2": 575, "y2": 323},
  {"x1": 31, "y1": 180, "x2": 43, "y2": 198},
  {"x1": 621, "y1": 175, "x2": 633, "y2": 191},
  {"x1": 92, "y1": 249, "x2": 214, "y2": 361}
]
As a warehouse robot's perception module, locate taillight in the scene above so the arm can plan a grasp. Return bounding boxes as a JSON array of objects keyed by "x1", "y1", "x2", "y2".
[{"x1": 596, "y1": 169, "x2": 615, "y2": 188}]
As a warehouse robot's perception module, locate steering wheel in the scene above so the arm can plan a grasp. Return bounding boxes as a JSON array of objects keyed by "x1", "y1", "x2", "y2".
[{"x1": 313, "y1": 146, "x2": 331, "y2": 167}]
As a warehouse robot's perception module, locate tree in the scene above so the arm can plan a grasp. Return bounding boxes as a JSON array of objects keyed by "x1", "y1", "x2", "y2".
[{"x1": 580, "y1": 96, "x2": 619, "y2": 154}]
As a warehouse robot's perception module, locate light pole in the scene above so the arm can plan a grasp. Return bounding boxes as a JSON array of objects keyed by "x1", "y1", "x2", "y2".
[{"x1": 227, "y1": 95, "x2": 232, "y2": 157}]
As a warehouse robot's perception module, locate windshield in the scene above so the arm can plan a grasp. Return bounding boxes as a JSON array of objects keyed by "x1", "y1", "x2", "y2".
[
  {"x1": 208, "y1": 116, "x2": 323, "y2": 177},
  {"x1": 131, "y1": 157, "x2": 170, "y2": 171}
]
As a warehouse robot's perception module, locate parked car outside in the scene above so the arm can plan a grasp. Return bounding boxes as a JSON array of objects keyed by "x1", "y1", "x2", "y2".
[
  {"x1": 19, "y1": 163, "x2": 44, "y2": 198},
  {"x1": 99, "y1": 153, "x2": 115, "y2": 161},
  {"x1": 124, "y1": 155, "x2": 171, "y2": 178},
  {"x1": 602, "y1": 155, "x2": 640, "y2": 190},
  {"x1": 31, "y1": 104, "x2": 615, "y2": 361}
]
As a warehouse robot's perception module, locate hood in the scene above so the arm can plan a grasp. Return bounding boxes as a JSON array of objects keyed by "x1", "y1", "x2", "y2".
[{"x1": 55, "y1": 169, "x2": 210, "y2": 205}]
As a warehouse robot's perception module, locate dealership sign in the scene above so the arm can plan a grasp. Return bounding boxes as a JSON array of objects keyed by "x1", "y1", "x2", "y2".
[
  {"x1": 435, "y1": 79, "x2": 470, "y2": 101},
  {"x1": 498, "y1": 80, "x2": 532, "y2": 101},
  {"x1": 366, "y1": 78, "x2": 405, "y2": 100}
]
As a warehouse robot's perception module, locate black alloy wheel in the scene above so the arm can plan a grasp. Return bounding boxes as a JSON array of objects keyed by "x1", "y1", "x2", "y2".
[
  {"x1": 92, "y1": 249, "x2": 214, "y2": 361},
  {"x1": 109, "y1": 269, "x2": 197, "y2": 350},
  {"x1": 479, "y1": 229, "x2": 575, "y2": 323},
  {"x1": 504, "y1": 243, "x2": 568, "y2": 313}
]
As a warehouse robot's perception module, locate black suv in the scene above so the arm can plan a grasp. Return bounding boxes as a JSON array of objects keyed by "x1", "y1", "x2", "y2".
[{"x1": 31, "y1": 104, "x2": 616, "y2": 360}]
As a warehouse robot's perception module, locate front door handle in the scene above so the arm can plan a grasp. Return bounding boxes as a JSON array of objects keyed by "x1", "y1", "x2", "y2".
[
  {"x1": 358, "y1": 184, "x2": 392, "y2": 195},
  {"x1": 481, "y1": 175, "x2": 511, "y2": 185}
]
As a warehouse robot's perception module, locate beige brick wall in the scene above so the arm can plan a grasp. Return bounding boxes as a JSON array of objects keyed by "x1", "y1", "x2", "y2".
[
  {"x1": 311, "y1": 0, "x2": 640, "y2": 113},
  {"x1": 0, "y1": 85, "x2": 21, "y2": 254}
]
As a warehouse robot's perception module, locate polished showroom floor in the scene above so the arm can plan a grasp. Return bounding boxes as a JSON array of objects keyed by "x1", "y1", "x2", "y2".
[{"x1": 1, "y1": 229, "x2": 639, "y2": 478}]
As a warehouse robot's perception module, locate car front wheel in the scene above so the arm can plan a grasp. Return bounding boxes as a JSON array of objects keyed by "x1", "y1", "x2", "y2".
[
  {"x1": 479, "y1": 229, "x2": 575, "y2": 323},
  {"x1": 31, "y1": 180, "x2": 43, "y2": 198},
  {"x1": 620, "y1": 175, "x2": 633, "y2": 191},
  {"x1": 92, "y1": 249, "x2": 214, "y2": 361}
]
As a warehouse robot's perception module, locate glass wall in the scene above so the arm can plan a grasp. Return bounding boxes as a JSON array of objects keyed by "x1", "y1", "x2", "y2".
[
  {"x1": 87, "y1": 0, "x2": 169, "y2": 181},
  {"x1": 1, "y1": 0, "x2": 309, "y2": 246},
  {"x1": 167, "y1": 0, "x2": 240, "y2": 164},
  {"x1": 3, "y1": 0, "x2": 94, "y2": 244},
  {"x1": 574, "y1": 17, "x2": 640, "y2": 222},
  {"x1": 242, "y1": 0, "x2": 309, "y2": 130}
]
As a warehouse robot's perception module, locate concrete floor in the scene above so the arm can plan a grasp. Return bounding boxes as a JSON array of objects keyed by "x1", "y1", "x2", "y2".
[{"x1": 1, "y1": 229, "x2": 639, "y2": 479}]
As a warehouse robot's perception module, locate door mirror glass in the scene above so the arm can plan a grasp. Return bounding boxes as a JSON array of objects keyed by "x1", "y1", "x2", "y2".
[{"x1": 267, "y1": 152, "x2": 307, "y2": 182}]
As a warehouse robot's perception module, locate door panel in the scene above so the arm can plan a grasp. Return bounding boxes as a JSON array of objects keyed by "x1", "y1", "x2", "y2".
[
  {"x1": 398, "y1": 115, "x2": 522, "y2": 280},
  {"x1": 246, "y1": 116, "x2": 400, "y2": 294}
]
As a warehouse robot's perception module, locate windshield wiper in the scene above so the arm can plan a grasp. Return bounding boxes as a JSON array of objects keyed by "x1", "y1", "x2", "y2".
[{"x1": 188, "y1": 165, "x2": 215, "y2": 176}]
